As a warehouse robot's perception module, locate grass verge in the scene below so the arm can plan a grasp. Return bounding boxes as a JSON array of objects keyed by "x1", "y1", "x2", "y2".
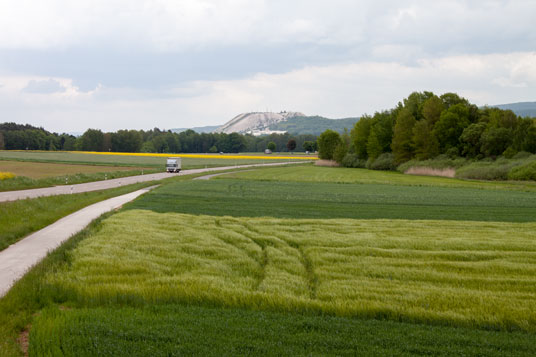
[
  {"x1": 0, "y1": 181, "x2": 159, "y2": 251},
  {"x1": 0, "y1": 168, "x2": 160, "y2": 192}
]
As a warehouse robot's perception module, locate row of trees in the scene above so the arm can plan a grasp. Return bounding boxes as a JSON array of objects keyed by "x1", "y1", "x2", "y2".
[
  {"x1": 318, "y1": 92, "x2": 536, "y2": 165},
  {"x1": 0, "y1": 123, "x2": 318, "y2": 153}
]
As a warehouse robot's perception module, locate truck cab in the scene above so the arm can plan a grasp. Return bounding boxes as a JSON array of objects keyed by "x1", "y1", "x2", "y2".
[{"x1": 166, "y1": 157, "x2": 182, "y2": 173}]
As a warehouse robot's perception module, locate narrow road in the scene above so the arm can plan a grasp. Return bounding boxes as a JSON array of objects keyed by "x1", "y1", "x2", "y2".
[
  {"x1": 0, "y1": 161, "x2": 305, "y2": 202},
  {"x1": 0, "y1": 186, "x2": 158, "y2": 297}
]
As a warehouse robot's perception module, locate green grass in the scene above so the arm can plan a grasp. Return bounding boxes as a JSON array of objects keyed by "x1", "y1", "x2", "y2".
[
  {"x1": 126, "y1": 178, "x2": 536, "y2": 222},
  {"x1": 29, "y1": 305, "x2": 536, "y2": 356},
  {"x1": 0, "y1": 151, "x2": 297, "y2": 169},
  {"x1": 0, "y1": 181, "x2": 159, "y2": 251},
  {"x1": 3, "y1": 164, "x2": 536, "y2": 355},
  {"x1": 0, "y1": 168, "x2": 160, "y2": 192},
  {"x1": 222, "y1": 165, "x2": 536, "y2": 191},
  {"x1": 49, "y1": 210, "x2": 536, "y2": 332}
]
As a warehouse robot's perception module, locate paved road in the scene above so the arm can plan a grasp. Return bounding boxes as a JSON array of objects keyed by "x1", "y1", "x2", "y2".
[
  {"x1": 0, "y1": 161, "x2": 305, "y2": 202},
  {"x1": 0, "y1": 186, "x2": 158, "y2": 297}
]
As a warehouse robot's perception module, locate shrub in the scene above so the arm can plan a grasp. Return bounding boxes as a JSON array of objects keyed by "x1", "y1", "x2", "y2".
[
  {"x1": 513, "y1": 151, "x2": 532, "y2": 160},
  {"x1": 508, "y1": 161, "x2": 536, "y2": 181},
  {"x1": 397, "y1": 157, "x2": 467, "y2": 173},
  {"x1": 340, "y1": 153, "x2": 366, "y2": 168},
  {"x1": 367, "y1": 153, "x2": 396, "y2": 171}
]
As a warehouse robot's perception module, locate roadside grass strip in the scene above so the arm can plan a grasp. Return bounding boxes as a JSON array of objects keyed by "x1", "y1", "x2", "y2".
[
  {"x1": 48, "y1": 210, "x2": 536, "y2": 332},
  {"x1": 0, "y1": 182, "x2": 158, "y2": 251},
  {"x1": 29, "y1": 305, "x2": 536, "y2": 356}
]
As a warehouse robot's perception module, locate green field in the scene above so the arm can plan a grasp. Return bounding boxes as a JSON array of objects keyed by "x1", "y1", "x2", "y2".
[
  {"x1": 0, "y1": 151, "x2": 301, "y2": 169},
  {"x1": 49, "y1": 210, "x2": 536, "y2": 331},
  {"x1": 128, "y1": 179, "x2": 536, "y2": 222},
  {"x1": 223, "y1": 165, "x2": 536, "y2": 191},
  {"x1": 29, "y1": 305, "x2": 535, "y2": 356},
  {"x1": 1, "y1": 165, "x2": 536, "y2": 355}
]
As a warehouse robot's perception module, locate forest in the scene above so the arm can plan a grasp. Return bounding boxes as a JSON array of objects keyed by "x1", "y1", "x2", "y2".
[{"x1": 0, "y1": 123, "x2": 316, "y2": 154}]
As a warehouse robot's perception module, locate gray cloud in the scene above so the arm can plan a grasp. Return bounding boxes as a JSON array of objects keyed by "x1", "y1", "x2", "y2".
[{"x1": 22, "y1": 78, "x2": 66, "y2": 94}]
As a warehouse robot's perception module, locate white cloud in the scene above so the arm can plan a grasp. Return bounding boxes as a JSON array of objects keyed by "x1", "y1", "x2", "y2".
[{"x1": 1, "y1": 51, "x2": 534, "y2": 132}]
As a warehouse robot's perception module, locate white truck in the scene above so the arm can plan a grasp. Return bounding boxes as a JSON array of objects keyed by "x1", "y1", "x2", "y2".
[{"x1": 166, "y1": 157, "x2": 182, "y2": 173}]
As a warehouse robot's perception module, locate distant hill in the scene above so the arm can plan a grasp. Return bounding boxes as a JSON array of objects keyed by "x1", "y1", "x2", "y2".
[
  {"x1": 214, "y1": 111, "x2": 304, "y2": 135},
  {"x1": 269, "y1": 116, "x2": 359, "y2": 135},
  {"x1": 491, "y1": 102, "x2": 536, "y2": 117},
  {"x1": 171, "y1": 125, "x2": 220, "y2": 134},
  {"x1": 211, "y1": 111, "x2": 358, "y2": 136}
]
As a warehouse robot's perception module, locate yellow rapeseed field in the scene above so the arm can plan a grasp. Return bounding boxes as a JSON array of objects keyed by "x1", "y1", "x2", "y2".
[
  {"x1": 71, "y1": 151, "x2": 318, "y2": 160},
  {"x1": 0, "y1": 172, "x2": 15, "y2": 180}
]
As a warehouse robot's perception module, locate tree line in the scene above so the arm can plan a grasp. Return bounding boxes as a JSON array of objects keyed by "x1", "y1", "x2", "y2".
[
  {"x1": 0, "y1": 123, "x2": 318, "y2": 153},
  {"x1": 318, "y1": 92, "x2": 536, "y2": 168}
]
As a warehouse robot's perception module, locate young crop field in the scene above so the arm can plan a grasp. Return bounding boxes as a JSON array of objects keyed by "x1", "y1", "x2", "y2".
[
  {"x1": 222, "y1": 165, "x2": 536, "y2": 191},
  {"x1": 128, "y1": 179, "x2": 536, "y2": 222},
  {"x1": 1, "y1": 165, "x2": 535, "y2": 355},
  {"x1": 49, "y1": 210, "x2": 536, "y2": 331}
]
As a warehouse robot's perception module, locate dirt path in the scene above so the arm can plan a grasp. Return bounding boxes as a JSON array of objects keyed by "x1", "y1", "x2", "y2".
[
  {"x1": 0, "y1": 186, "x2": 158, "y2": 297},
  {"x1": 0, "y1": 161, "x2": 306, "y2": 202}
]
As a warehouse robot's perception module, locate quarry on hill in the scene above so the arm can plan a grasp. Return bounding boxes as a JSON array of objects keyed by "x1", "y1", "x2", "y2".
[{"x1": 214, "y1": 111, "x2": 305, "y2": 136}]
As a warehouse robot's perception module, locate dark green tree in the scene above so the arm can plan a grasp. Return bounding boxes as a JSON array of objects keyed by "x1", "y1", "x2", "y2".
[
  {"x1": 350, "y1": 115, "x2": 373, "y2": 159},
  {"x1": 412, "y1": 120, "x2": 439, "y2": 160},
  {"x1": 433, "y1": 104, "x2": 470, "y2": 152},
  {"x1": 391, "y1": 108, "x2": 416, "y2": 164},
  {"x1": 79, "y1": 129, "x2": 105, "y2": 151},
  {"x1": 460, "y1": 123, "x2": 486, "y2": 158},
  {"x1": 302, "y1": 141, "x2": 315, "y2": 152},
  {"x1": 317, "y1": 129, "x2": 342, "y2": 160},
  {"x1": 267, "y1": 141, "x2": 276, "y2": 151},
  {"x1": 366, "y1": 127, "x2": 383, "y2": 161},
  {"x1": 422, "y1": 95, "x2": 444, "y2": 126}
]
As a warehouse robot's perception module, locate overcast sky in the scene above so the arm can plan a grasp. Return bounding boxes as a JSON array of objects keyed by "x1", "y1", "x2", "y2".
[{"x1": 0, "y1": 0, "x2": 535, "y2": 133}]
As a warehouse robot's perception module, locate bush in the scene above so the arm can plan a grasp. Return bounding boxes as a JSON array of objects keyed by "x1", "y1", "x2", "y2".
[
  {"x1": 397, "y1": 157, "x2": 467, "y2": 173},
  {"x1": 508, "y1": 161, "x2": 536, "y2": 181},
  {"x1": 512, "y1": 151, "x2": 532, "y2": 160},
  {"x1": 367, "y1": 153, "x2": 396, "y2": 171},
  {"x1": 340, "y1": 153, "x2": 366, "y2": 168}
]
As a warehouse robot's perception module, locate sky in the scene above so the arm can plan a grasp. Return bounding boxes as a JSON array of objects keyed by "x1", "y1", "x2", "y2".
[{"x1": 0, "y1": 0, "x2": 535, "y2": 133}]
